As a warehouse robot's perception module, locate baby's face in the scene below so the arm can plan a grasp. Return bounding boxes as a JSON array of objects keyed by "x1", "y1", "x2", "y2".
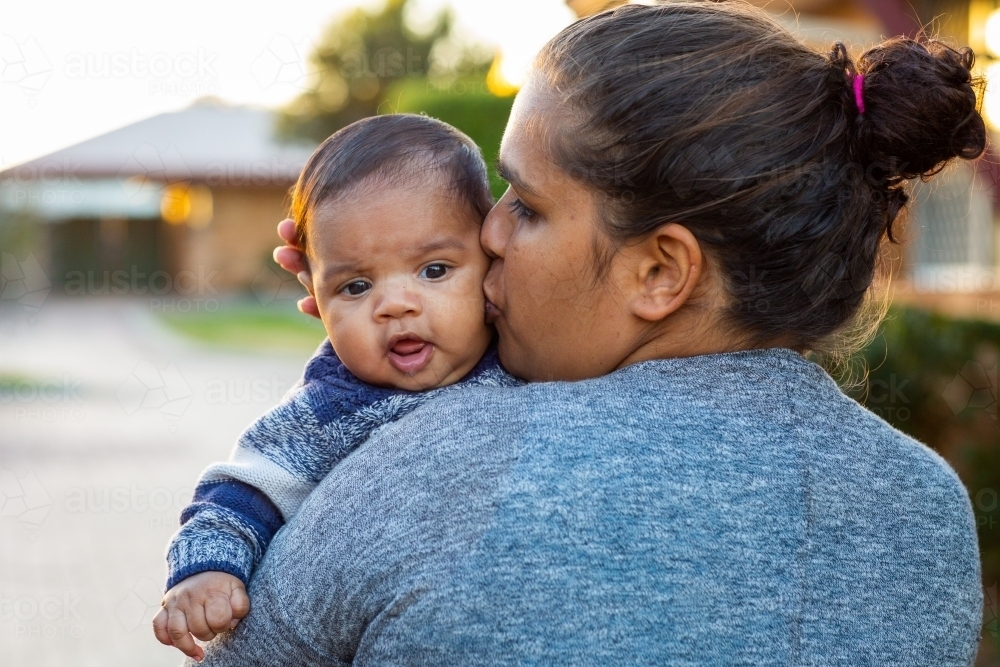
[{"x1": 307, "y1": 182, "x2": 493, "y2": 391}]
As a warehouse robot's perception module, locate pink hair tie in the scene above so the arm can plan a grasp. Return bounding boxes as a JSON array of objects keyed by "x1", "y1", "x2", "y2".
[{"x1": 851, "y1": 73, "x2": 866, "y2": 115}]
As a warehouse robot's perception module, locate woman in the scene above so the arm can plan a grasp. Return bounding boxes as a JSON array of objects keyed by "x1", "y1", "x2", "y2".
[{"x1": 194, "y1": 2, "x2": 985, "y2": 664}]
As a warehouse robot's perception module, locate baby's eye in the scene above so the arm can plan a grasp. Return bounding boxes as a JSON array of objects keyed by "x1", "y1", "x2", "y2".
[
  {"x1": 420, "y1": 264, "x2": 450, "y2": 280},
  {"x1": 342, "y1": 280, "x2": 371, "y2": 296}
]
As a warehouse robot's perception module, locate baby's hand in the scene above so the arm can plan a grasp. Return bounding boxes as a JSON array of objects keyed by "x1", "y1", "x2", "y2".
[{"x1": 152, "y1": 571, "x2": 250, "y2": 662}]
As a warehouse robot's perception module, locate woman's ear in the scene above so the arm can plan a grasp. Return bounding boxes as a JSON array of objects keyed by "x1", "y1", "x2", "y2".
[{"x1": 626, "y1": 223, "x2": 703, "y2": 322}]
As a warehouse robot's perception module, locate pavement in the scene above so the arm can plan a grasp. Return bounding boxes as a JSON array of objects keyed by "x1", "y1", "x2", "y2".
[{"x1": 0, "y1": 298, "x2": 315, "y2": 667}]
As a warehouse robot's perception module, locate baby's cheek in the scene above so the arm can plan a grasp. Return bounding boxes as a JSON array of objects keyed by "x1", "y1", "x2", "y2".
[
  {"x1": 447, "y1": 275, "x2": 487, "y2": 325},
  {"x1": 451, "y1": 279, "x2": 492, "y2": 348},
  {"x1": 329, "y1": 313, "x2": 385, "y2": 377}
]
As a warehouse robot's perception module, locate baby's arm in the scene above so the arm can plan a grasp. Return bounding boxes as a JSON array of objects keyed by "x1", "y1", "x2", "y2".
[
  {"x1": 154, "y1": 388, "x2": 322, "y2": 661},
  {"x1": 153, "y1": 341, "x2": 417, "y2": 657},
  {"x1": 154, "y1": 341, "x2": 519, "y2": 659},
  {"x1": 164, "y1": 396, "x2": 320, "y2": 591}
]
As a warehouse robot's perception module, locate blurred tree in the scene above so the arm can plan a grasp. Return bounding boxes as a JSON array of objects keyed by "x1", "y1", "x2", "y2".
[
  {"x1": 275, "y1": 0, "x2": 512, "y2": 199},
  {"x1": 276, "y1": 0, "x2": 445, "y2": 141},
  {"x1": 387, "y1": 77, "x2": 514, "y2": 198},
  {"x1": 276, "y1": 0, "x2": 491, "y2": 143}
]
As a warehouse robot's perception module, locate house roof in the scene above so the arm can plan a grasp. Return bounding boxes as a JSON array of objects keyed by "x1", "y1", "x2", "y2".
[{"x1": 2, "y1": 99, "x2": 317, "y2": 187}]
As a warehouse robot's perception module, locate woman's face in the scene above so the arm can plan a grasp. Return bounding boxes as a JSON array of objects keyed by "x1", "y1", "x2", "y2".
[{"x1": 482, "y1": 82, "x2": 650, "y2": 382}]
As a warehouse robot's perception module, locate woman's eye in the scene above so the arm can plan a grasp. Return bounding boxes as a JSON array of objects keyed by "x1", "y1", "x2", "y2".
[
  {"x1": 420, "y1": 264, "x2": 449, "y2": 280},
  {"x1": 342, "y1": 280, "x2": 371, "y2": 296},
  {"x1": 508, "y1": 197, "x2": 538, "y2": 222}
]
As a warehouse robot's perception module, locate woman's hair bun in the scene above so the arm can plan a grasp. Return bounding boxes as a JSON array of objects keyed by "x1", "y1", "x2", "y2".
[{"x1": 839, "y1": 37, "x2": 987, "y2": 182}]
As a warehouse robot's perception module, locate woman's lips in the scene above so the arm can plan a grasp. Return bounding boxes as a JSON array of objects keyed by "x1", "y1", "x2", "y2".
[{"x1": 387, "y1": 338, "x2": 434, "y2": 374}]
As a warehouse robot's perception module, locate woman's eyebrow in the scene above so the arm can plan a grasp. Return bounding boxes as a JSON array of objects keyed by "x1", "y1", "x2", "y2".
[{"x1": 495, "y1": 159, "x2": 538, "y2": 198}]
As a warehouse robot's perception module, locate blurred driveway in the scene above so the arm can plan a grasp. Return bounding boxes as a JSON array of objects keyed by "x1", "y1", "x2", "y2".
[{"x1": 0, "y1": 299, "x2": 311, "y2": 667}]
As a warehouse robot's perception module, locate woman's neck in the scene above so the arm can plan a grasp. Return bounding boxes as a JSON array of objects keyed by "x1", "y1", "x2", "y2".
[{"x1": 614, "y1": 285, "x2": 796, "y2": 368}]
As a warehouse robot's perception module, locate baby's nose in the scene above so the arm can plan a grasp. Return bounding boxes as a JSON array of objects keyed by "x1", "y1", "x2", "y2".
[{"x1": 373, "y1": 282, "x2": 422, "y2": 320}]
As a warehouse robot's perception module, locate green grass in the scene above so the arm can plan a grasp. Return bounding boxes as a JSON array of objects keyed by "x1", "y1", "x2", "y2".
[
  {"x1": 160, "y1": 298, "x2": 326, "y2": 353},
  {"x1": 0, "y1": 372, "x2": 39, "y2": 397}
]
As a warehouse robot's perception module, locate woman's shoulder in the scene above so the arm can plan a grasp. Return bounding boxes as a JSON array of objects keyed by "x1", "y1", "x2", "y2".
[
  {"x1": 467, "y1": 348, "x2": 970, "y2": 502},
  {"x1": 418, "y1": 347, "x2": 829, "y2": 424},
  {"x1": 406, "y1": 346, "x2": 967, "y2": 498}
]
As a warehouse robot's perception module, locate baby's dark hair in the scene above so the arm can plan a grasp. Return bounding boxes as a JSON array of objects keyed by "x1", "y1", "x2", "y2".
[
  {"x1": 291, "y1": 114, "x2": 493, "y2": 252},
  {"x1": 534, "y1": 1, "x2": 987, "y2": 356}
]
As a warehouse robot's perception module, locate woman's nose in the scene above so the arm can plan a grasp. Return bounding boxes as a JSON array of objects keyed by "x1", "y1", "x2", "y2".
[
  {"x1": 481, "y1": 193, "x2": 513, "y2": 260},
  {"x1": 373, "y1": 281, "x2": 422, "y2": 321}
]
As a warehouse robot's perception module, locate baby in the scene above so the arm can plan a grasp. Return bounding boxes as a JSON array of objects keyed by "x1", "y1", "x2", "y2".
[{"x1": 153, "y1": 114, "x2": 517, "y2": 662}]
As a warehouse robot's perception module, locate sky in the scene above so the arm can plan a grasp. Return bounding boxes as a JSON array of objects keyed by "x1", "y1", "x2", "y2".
[{"x1": 0, "y1": 0, "x2": 576, "y2": 168}]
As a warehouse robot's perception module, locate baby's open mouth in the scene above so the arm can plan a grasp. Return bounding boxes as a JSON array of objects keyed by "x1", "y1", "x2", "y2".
[{"x1": 387, "y1": 337, "x2": 434, "y2": 375}]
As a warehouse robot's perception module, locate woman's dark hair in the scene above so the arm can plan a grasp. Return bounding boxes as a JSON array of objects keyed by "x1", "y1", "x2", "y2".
[
  {"x1": 534, "y1": 1, "x2": 987, "y2": 354},
  {"x1": 291, "y1": 113, "x2": 493, "y2": 251}
]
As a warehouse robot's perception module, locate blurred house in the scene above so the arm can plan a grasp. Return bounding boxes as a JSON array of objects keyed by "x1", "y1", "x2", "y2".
[
  {"x1": 568, "y1": 0, "x2": 1000, "y2": 322},
  {"x1": 0, "y1": 98, "x2": 316, "y2": 296}
]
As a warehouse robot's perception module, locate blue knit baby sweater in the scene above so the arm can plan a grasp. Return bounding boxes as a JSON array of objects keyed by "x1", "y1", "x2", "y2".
[{"x1": 165, "y1": 339, "x2": 517, "y2": 590}]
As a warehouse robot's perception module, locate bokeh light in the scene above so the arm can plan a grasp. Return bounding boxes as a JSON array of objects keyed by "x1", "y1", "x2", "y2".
[
  {"x1": 985, "y1": 7, "x2": 1000, "y2": 57},
  {"x1": 984, "y1": 62, "x2": 1000, "y2": 130}
]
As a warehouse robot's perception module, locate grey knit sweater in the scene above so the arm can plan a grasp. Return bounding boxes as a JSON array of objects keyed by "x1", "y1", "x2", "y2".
[{"x1": 191, "y1": 348, "x2": 981, "y2": 666}]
